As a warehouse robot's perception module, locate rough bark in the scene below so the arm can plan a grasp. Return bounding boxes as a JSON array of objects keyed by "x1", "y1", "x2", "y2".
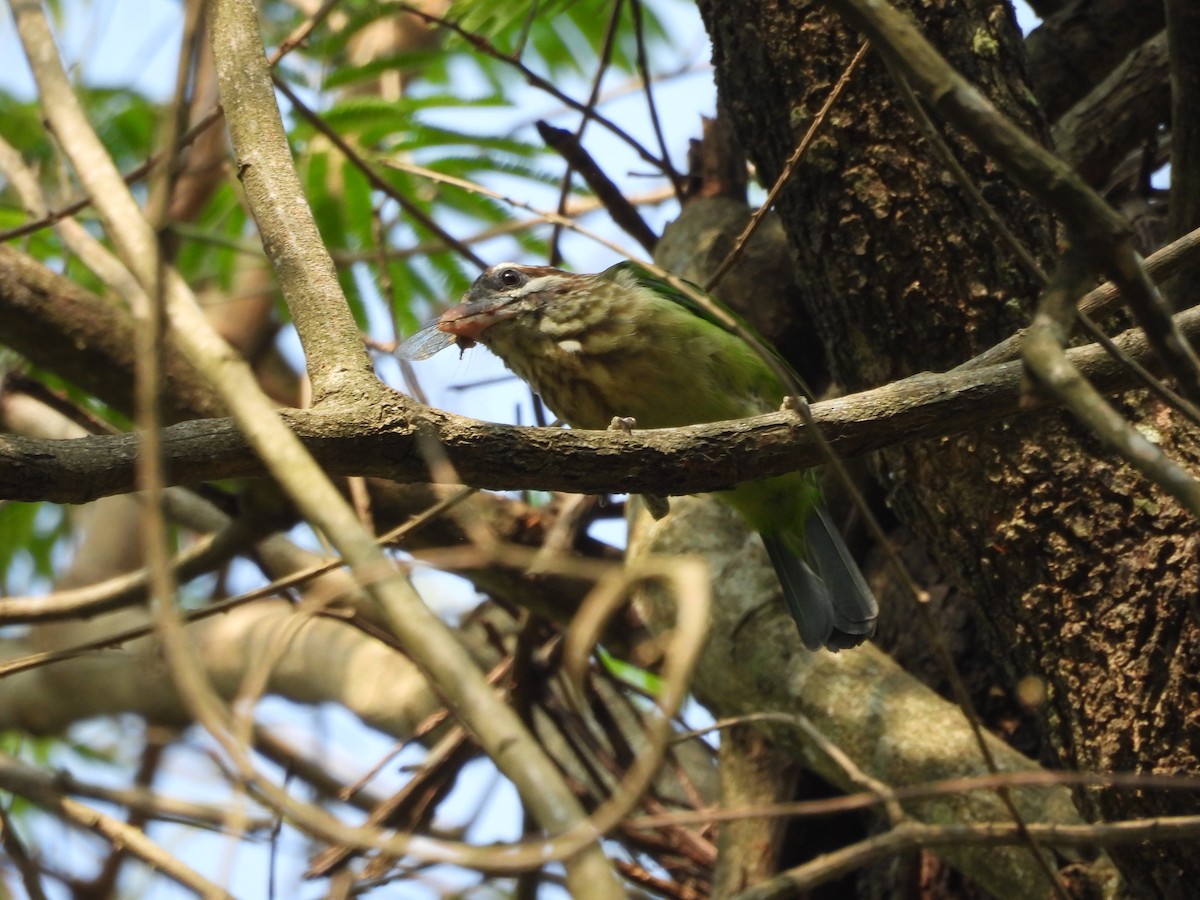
[{"x1": 698, "y1": 1, "x2": 1200, "y2": 896}]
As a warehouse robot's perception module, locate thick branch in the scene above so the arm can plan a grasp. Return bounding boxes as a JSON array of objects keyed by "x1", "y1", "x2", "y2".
[
  {"x1": 0, "y1": 246, "x2": 224, "y2": 423},
  {"x1": 629, "y1": 496, "x2": 1095, "y2": 900},
  {"x1": 1025, "y1": 0, "x2": 1165, "y2": 121},
  {"x1": 211, "y1": 0, "x2": 376, "y2": 402},
  {"x1": 4, "y1": 306, "x2": 1200, "y2": 504},
  {"x1": 1051, "y1": 31, "x2": 1169, "y2": 187}
]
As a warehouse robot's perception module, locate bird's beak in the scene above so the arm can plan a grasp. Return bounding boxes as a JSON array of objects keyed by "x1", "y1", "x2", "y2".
[{"x1": 435, "y1": 298, "x2": 517, "y2": 348}]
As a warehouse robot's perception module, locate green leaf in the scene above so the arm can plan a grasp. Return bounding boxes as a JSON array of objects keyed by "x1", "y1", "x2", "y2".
[
  {"x1": 173, "y1": 182, "x2": 254, "y2": 292},
  {"x1": 596, "y1": 646, "x2": 664, "y2": 696},
  {"x1": 0, "y1": 502, "x2": 66, "y2": 593}
]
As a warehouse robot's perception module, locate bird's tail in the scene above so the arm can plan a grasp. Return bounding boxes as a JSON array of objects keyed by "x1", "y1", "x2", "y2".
[{"x1": 762, "y1": 505, "x2": 878, "y2": 651}]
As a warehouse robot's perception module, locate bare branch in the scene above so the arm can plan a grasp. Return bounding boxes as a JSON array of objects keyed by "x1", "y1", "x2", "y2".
[
  {"x1": 1025, "y1": 0, "x2": 1165, "y2": 121},
  {"x1": 1052, "y1": 31, "x2": 1169, "y2": 187},
  {"x1": 6, "y1": 302, "x2": 1200, "y2": 504},
  {"x1": 0, "y1": 749, "x2": 233, "y2": 898}
]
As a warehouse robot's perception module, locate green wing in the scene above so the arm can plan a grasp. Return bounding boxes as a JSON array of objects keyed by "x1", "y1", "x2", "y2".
[
  {"x1": 598, "y1": 261, "x2": 729, "y2": 330},
  {"x1": 599, "y1": 261, "x2": 811, "y2": 398}
]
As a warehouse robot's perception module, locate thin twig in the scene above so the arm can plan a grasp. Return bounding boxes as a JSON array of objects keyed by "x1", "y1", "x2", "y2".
[
  {"x1": 0, "y1": 106, "x2": 225, "y2": 245},
  {"x1": 537, "y1": 121, "x2": 658, "y2": 253},
  {"x1": 630, "y1": 0, "x2": 683, "y2": 199},
  {"x1": 0, "y1": 759, "x2": 233, "y2": 898},
  {"x1": 0, "y1": 803, "x2": 49, "y2": 900},
  {"x1": 547, "y1": 0, "x2": 625, "y2": 266},
  {"x1": 395, "y1": 2, "x2": 673, "y2": 176},
  {"x1": 728, "y1": 816, "x2": 1200, "y2": 898},
  {"x1": 272, "y1": 76, "x2": 488, "y2": 270},
  {"x1": 704, "y1": 41, "x2": 871, "y2": 294}
]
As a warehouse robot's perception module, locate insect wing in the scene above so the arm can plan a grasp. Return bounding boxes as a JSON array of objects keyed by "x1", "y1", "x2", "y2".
[{"x1": 398, "y1": 322, "x2": 457, "y2": 360}]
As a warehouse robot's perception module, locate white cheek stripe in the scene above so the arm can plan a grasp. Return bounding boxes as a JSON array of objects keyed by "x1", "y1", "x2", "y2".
[
  {"x1": 520, "y1": 275, "x2": 558, "y2": 296},
  {"x1": 556, "y1": 339, "x2": 583, "y2": 354}
]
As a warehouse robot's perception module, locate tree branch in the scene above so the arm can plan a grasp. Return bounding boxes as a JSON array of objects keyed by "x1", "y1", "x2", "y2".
[
  {"x1": 1025, "y1": 0, "x2": 1165, "y2": 121},
  {"x1": 1051, "y1": 31, "x2": 1169, "y2": 187},
  {"x1": 5, "y1": 303, "x2": 1200, "y2": 504},
  {"x1": 629, "y1": 496, "x2": 1098, "y2": 900}
]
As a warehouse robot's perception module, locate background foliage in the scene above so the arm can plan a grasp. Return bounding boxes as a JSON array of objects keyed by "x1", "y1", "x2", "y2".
[{"x1": 1, "y1": 0, "x2": 1196, "y2": 898}]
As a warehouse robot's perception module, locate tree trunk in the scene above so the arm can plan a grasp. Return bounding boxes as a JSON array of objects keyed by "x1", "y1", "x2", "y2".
[{"x1": 698, "y1": 1, "x2": 1200, "y2": 896}]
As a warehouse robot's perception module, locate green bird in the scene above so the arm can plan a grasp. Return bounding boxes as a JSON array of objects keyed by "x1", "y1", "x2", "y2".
[{"x1": 400, "y1": 260, "x2": 878, "y2": 650}]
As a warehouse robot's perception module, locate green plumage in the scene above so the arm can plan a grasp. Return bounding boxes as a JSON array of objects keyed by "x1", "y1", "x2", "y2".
[{"x1": 401, "y1": 260, "x2": 878, "y2": 650}]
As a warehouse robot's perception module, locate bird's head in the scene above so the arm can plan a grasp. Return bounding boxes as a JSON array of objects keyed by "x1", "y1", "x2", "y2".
[
  {"x1": 396, "y1": 262, "x2": 635, "y2": 364},
  {"x1": 434, "y1": 263, "x2": 589, "y2": 349}
]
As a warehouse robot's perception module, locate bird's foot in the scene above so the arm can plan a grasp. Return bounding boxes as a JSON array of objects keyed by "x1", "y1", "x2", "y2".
[
  {"x1": 607, "y1": 417, "x2": 671, "y2": 520},
  {"x1": 609, "y1": 416, "x2": 637, "y2": 433},
  {"x1": 640, "y1": 494, "x2": 671, "y2": 520},
  {"x1": 780, "y1": 395, "x2": 809, "y2": 414}
]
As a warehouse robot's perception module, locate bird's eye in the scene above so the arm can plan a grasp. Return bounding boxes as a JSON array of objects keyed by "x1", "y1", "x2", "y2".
[{"x1": 499, "y1": 268, "x2": 523, "y2": 287}]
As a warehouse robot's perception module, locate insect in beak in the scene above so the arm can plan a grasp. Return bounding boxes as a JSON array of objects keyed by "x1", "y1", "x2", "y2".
[{"x1": 396, "y1": 299, "x2": 515, "y2": 360}]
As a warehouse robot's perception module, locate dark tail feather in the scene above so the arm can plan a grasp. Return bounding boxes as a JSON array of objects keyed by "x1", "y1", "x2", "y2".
[
  {"x1": 804, "y1": 505, "x2": 878, "y2": 649},
  {"x1": 762, "y1": 506, "x2": 878, "y2": 651},
  {"x1": 762, "y1": 534, "x2": 835, "y2": 651}
]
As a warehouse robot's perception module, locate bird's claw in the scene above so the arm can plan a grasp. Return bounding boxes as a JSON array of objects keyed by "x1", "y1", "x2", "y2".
[
  {"x1": 607, "y1": 417, "x2": 670, "y2": 520},
  {"x1": 641, "y1": 494, "x2": 671, "y2": 520},
  {"x1": 780, "y1": 395, "x2": 808, "y2": 414},
  {"x1": 609, "y1": 416, "x2": 638, "y2": 433}
]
